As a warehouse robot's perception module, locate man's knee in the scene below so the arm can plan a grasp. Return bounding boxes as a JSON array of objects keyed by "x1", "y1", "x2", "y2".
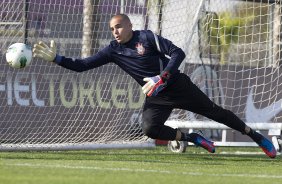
[{"x1": 141, "y1": 121, "x2": 159, "y2": 139}]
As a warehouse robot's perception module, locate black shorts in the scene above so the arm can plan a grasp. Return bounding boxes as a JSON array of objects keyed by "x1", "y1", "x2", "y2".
[
  {"x1": 144, "y1": 73, "x2": 216, "y2": 112},
  {"x1": 142, "y1": 73, "x2": 246, "y2": 134}
]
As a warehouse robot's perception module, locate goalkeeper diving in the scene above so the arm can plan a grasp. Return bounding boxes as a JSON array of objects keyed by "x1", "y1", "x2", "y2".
[{"x1": 33, "y1": 14, "x2": 277, "y2": 158}]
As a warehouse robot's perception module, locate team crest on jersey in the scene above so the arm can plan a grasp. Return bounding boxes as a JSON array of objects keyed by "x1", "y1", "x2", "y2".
[{"x1": 135, "y1": 43, "x2": 145, "y2": 55}]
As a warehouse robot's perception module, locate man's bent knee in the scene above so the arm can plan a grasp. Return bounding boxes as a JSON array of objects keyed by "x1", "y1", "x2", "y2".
[{"x1": 141, "y1": 121, "x2": 159, "y2": 139}]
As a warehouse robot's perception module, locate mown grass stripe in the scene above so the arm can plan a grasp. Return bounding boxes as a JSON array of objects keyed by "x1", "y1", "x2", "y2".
[{"x1": 6, "y1": 162, "x2": 282, "y2": 179}]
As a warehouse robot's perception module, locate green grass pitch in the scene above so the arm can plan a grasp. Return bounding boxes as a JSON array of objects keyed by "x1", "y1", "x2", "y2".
[{"x1": 0, "y1": 146, "x2": 281, "y2": 184}]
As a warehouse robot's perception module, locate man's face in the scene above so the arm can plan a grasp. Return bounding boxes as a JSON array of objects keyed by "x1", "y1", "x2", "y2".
[{"x1": 110, "y1": 16, "x2": 132, "y2": 44}]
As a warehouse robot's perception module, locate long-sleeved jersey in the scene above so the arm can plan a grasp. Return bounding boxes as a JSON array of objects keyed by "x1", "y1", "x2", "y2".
[{"x1": 54, "y1": 30, "x2": 186, "y2": 86}]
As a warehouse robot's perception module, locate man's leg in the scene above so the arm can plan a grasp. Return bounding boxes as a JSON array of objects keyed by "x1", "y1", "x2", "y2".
[
  {"x1": 142, "y1": 99, "x2": 215, "y2": 153},
  {"x1": 178, "y1": 78, "x2": 276, "y2": 158},
  {"x1": 142, "y1": 102, "x2": 176, "y2": 140}
]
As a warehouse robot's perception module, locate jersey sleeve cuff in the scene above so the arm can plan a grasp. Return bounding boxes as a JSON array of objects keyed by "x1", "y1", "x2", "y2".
[
  {"x1": 160, "y1": 70, "x2": 171, "y2": 82},
  {"x1": 54, "y1": 54, "x2": 63, "y2": 64}
]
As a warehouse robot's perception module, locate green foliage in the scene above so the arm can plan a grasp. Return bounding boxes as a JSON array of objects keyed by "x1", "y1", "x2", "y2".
[
  {"x1": 203, "y1": 12, "x2": 254, "y2": 65},
  {"x1": 202, "y1": 3, "x2": 273, "y2": 66}
]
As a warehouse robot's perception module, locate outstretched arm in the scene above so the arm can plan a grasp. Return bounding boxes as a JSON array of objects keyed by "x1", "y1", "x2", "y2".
[{"x1": 33, "y1": 40, "x2": 111, "y2": 72}]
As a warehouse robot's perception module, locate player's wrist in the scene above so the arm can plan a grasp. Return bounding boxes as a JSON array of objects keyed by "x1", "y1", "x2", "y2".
[
  {"x1": 160, "y1": 71, "x2": 171, "y2": 82},
  {"x1": 54, "y1": 54, "x2": 63, "y2": 64}
]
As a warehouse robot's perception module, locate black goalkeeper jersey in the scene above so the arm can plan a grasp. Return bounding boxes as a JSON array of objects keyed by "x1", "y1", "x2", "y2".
[{"x1": 54, "y1": 30, "x2": 185, "y2": 86}]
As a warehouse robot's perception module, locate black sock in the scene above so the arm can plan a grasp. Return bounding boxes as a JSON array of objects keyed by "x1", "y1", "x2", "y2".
[
  {"x1": 246, "y1": 128, "x2": 262, "y2": 143},
  {"x1": 180, "y1": 132, "x2": 198, "y2": 142},
  {"x1": 180, "y1": 132, "x2": 187, "y2": 141}
]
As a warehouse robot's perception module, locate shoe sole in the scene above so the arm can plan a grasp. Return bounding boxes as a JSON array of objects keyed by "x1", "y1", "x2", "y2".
[
  {"x1": 261, "y1": 147, "x2": 276, "y2": 158},
  {"x1": 191, "y1": 133, "x2": 215, "y2": 153},
  {"x1": 200, "y1": 140, "x2": 215, "y2": 153},
  {"x1": 259, "y1": 139, "x2": 277, "y2": 158}
]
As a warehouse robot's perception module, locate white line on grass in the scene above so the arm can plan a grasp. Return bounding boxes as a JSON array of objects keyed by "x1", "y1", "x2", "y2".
[{"x1": 5, "y1": 162, "x2": 282, "y2": 179}]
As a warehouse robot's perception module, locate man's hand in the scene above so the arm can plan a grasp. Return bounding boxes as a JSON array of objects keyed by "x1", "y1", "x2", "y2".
[
  {"x1": 33, "y1": 40, "x2": 57, "y2": 62},
  {"x1": 142, "y1": 76, "x2": 166, "y2": 97}
]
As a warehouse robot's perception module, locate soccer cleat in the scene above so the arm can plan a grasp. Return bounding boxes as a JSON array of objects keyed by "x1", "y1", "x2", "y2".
[
  {"x1": 255, "y1": 133, "x2": 277, "y2": 159},
  {"x1": 190, "y1": 132, "x2": 215, "y2": 153}
]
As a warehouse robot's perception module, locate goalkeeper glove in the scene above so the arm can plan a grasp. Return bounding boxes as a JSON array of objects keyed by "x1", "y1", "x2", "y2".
[
  {"x1": 142, "y1": 75, "x2": 167, "y2": 97},
  {"x1": 142, "y1": 71, "x2": 171, "y2": 96},
  {"x1": 33, "y1": 40, "x2": 57, "y2": 62}
]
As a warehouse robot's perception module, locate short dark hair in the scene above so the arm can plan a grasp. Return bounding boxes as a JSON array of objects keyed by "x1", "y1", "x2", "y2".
[{"x1": 111, "y1": 14, "x2": 131, "y2": 23}]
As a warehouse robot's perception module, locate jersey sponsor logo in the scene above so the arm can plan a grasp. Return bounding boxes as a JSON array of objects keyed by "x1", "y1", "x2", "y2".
[
  {"x1": 135, "y1": 43, "x2": 145, "y2": 55},
  {"x1": 246, "y1": 87, "x2": 282, "y2": 123}
]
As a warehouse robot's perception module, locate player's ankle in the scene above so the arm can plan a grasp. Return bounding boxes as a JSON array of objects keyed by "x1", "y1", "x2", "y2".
[
  {"x1": 246, "y1": 128, "x2": 261, "y2": 143},
  {"x1": 179, "y1": 132, "x2": 192, "y2": 142},
  {"x1": 244, "y1": 126, "x2": 251, "y2": 134}
]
